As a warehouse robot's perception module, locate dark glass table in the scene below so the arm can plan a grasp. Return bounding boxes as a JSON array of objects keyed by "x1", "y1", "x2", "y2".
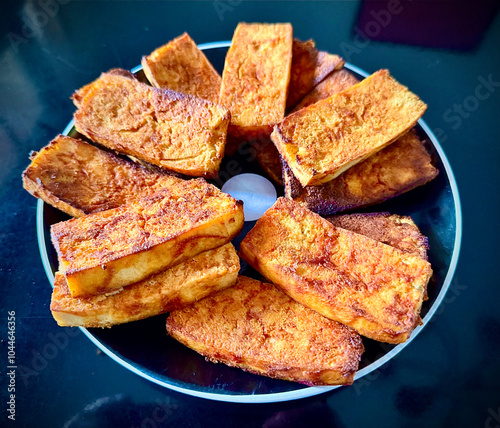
[{"x1": 1, "y1": 1, "x2": 499, "y2": 427}]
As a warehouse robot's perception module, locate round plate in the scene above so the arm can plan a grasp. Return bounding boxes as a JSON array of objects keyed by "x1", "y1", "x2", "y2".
[{"x1": 37, "y1": 41, "x2": 462, "y2": 403}]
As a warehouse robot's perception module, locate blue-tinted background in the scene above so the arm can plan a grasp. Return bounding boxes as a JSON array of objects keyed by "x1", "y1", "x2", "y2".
[{"x1": 1, "y1": 1, "x2": 499, "y2": 427}]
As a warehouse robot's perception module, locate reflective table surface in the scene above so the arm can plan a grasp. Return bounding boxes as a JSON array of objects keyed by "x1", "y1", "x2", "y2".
[{"x1": 1, "y1": 1, "x2": 499, "y2": 427}]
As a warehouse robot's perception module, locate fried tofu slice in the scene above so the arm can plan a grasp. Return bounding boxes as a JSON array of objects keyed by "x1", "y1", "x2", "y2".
[
  {"x1": 254, "y1": 68, "x2": 357, "y2": 185},
  {"x1": 142, "y1": 32, "x2": 222, "y2": 103},
  {"x1": 239, "y1": 198, "x2": 432, "y2": 343},
  {"x1": 251, "y1": 70, "x2": 357, "y2": 187},
  {"x1": 219, "y1": 23, "x2": 293, "y2": 140},
  {"x1": 282, "y1": 130, "x2": 439, "y2": 215},
  {"x1": 51, "y1": 180, "x2": 244, "y2": 298},
  {"x1": 22, "y1": 135, "x2": 186, "y2": 217},
  {"x1": 51, "y1": 244, "x2": 239, "y2": 328},
  {"x1": 327, "y1": 212, "x2": 430, "y2": 301},
  {"x1": 286, "y1": 39, "x2": 344, "y2": 109},
  {"x1": 271, "y1": 69, "x2": 427, "y2": 187},
  {"x1": 72, "y1": 70, "x2": 230, "y2": 178},
  {"x1": 292, "y1": 68, "x2": 360, "y2": 112},
  {"x1": 167, "y1": 276, "x2": 364, "y2": 386},
  {"x1": 326, "y1": 212, "x2": 429, "y2": 260},
  {"x1": 256, "y1": 67, "x2": 358, "y2": 185},
  {"x1": 257, "y1": 68, "x2": 355, "y2": 187}
]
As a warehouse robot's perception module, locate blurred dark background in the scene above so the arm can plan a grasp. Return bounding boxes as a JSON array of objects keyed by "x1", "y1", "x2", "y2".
[{"x1": 1, "y1": 1, "x2": 499, "y2": 427}]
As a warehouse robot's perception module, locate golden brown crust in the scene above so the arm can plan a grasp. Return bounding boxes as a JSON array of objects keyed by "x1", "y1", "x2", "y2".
[
  {"x1": 271, "y1": 69, "x2": 428, "y2": 187},
  {"x1": 292, "y1": 68, "x2": 360, "y2": 112},
  {"x1": 219, "y1": 23, "x2": 293, "y2": 140},
  {"x1": 282, "y1": 130, "x2": 439, "y2": 214},
  {"x1": 286, "y1": 39, "x2": 344, "y2": 109},
  {"x1": 167, "y1": 276, "x2": 363, "y2": 386},
  {"x1": 22, "y1": 135, "x2": 187, "y2": 217},
  {"x1": 51, "y1": 181, "x2": 244, "y2": 298},
  {"x1": 141, "y1": 32, "x2": 222, "y2": 103},
  {"x1": 51, "y1": 244, "x2": 239, "y2": 328},
  {"x1": 71, "y1": 68, "x2": 137, "y2": 108},
  {"x1": 257, "y1": 68, "x2": 357, "y2": 186},
  {"x1": 72, "y1": 70, "x2": 230, "y2": 178},
  {"x1": 239, "y1": 198, "x2": 432, "y2": 343},
  {"x1": 326, "y1": 212, "x2": 429, "y2": 260}
]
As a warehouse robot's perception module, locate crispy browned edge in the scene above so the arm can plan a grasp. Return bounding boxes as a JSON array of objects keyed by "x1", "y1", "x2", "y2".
[
  {"x1": 239, "y1": 197, "x2": 432, "y2": 343},
  {"x1": 272, "y1": 69, "x2": 428, "y2": 187},
  {"x1": 219, "y1": 23, "x2": 293, "y2": 141},
  {"x1": 22, "y1": 137, "x2": 86, "y2": 218},
  {"x1": 21, "y1": 134, "x2": 184, "y2": 217},
  {"x1": 326, "y1": 212, "x2": 429, "y2": 260},
  {"x1": 141, "y1": 32, "x2": 222, "y2": 103},
  {"x1": 281, "y1": 129, "x2": 439, "y2": 215},
  {"x1": 167, "y1": 275, "x2": 363, "y2": 386},
  {"x1": 72, "y1": 68, "x2": 137, "y2": 108},
  {"x1": 51, "y1": 243, "x2": 240, "y2": 328},
  {"x1": 254, "y1": 140, "x2": 284, "y2": 186},
  {"x1": 72, "y1": 70, "x2": 230, "y2": 179},
  {"x1": 286, "y1": 38, "x2": 344, "y2": 109}
]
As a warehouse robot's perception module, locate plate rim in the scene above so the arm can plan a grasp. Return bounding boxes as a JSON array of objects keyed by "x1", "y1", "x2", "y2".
[{"x1": 36, "y1": 40, "x2": 462, "y2": 403}]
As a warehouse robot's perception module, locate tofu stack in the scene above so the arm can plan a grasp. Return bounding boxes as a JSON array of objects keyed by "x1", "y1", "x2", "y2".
[
  {"x1": 239, "y1": 198, "x2": 432, "y2": 344},
  {"x1": 51, "y1": 180, "x2": 243, "y2": 298},
  {"x1": 52, "y1": 244, "x2": 240, "y2": 328},
  {"x1": 49, "y1": 178, "x2": 244, "y2": 326}
]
